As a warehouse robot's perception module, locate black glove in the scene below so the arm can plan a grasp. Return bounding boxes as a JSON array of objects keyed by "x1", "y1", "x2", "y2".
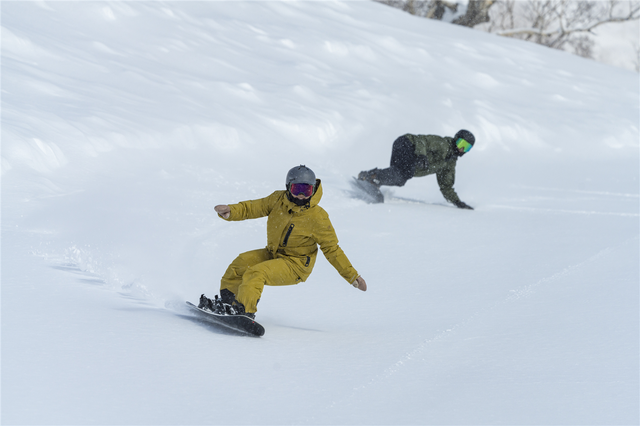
[{"x1": 454, "y1": 200, "x2": 474, "y2": 210}]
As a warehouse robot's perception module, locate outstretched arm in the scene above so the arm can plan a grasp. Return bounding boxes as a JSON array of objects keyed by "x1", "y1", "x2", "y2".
[{"x1": 215, "y1": 191, "x2": 282, "y2": 221}]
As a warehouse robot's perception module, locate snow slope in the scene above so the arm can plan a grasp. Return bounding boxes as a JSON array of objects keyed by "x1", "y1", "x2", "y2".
[{"x1": 2, "y1": 1, "x2": 638, "y2": 425}]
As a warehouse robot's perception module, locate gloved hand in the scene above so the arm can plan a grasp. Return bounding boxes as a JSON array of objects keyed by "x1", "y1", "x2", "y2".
[
  {"x1": 215, "y1": 205, "x2": 231, "y2": 218},
  {"x1": 454, "y1": 201, "x2": 474, "y2": 210},
  {"x1": 352, "y1": 276, "x2": 367, "y2": 291}
]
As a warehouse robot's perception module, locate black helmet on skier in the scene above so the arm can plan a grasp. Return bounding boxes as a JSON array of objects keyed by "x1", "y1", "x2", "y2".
[
  {"x1": 286, "y1": 165, "x2": 317, "y2": 200},
  {"x1": 454, "y1": 129, "x2": 475, "y2": 156}
]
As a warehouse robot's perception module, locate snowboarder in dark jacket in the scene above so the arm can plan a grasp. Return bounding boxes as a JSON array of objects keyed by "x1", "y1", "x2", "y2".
[{"x1": 357, "y1": 129, "x2": 476, "y2": 209}]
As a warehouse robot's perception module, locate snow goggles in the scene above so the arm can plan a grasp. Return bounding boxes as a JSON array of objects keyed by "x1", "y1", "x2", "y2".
[
  {"x1": 456, "y1": 138, "x2": 473, "y2": 153},
  {"x1": 289, "y1": 183, "x2": 315, "y2": 198}
]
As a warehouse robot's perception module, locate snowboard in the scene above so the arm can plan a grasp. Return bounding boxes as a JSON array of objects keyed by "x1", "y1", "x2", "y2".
[
  {"x1": 349, "y1": 177, "x2": 384, "y2": 204},
  {"x1": 185, "y1": 301, "x2": 265, "y2": 337}
]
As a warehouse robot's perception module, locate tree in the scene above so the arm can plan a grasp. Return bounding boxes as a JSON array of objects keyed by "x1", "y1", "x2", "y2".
[
  {"x1": 484, "y1": 0, "x2": 640, "y2": 58},
  {"x1": 373, "y1": 0, "x2": 496, "y2": 26},
  {"x1": 453, "y1": 0, "x2": 496, "y2": 27},
  {"x1": 374, "y1": 0, "x2": 640, "y2": 62}
]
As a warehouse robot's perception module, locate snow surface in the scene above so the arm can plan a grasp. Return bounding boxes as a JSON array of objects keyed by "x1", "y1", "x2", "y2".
[{"x1": 2, "y1": 1, "x2": 639, "y2": 425}]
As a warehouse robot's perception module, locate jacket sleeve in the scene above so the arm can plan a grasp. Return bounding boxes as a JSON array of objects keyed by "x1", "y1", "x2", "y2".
[
  {"x1": 222, "y1": 191, "x2": 279, "y2": 221},
  {"x1": 436, "y1": 164, "x2": 462, "y2": 205},
  {"x1": 313, "y1": 210, "x2": 359, "y2": 284}
]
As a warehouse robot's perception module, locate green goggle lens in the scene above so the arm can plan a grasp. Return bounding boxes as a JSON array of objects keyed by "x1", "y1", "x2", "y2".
[{"x1": 456, "y1": 138, "x2": 473, "y2": 153}]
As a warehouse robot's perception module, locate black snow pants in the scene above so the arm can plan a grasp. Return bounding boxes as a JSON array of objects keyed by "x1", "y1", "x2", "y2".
[{"x1": 372, "y1": 135, "x2": 417, "y2": 187}]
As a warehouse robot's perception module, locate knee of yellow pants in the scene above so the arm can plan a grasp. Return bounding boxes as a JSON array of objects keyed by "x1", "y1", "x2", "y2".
[
  {"x1": 220, "y1": 248, "x2": 271, "y2": 295},
  {"x1": 236, "y1": 258, "x2": 301, "y2": 313}
]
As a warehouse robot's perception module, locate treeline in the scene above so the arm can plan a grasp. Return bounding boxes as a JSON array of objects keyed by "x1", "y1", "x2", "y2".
[{"x1": 375, "y1": 0, "x2": 640, "y2": 70}]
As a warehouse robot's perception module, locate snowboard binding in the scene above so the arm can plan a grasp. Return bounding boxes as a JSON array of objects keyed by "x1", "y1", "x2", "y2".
[{"x1": 198, "y1": 293, "x2": 254, "y2": 319}]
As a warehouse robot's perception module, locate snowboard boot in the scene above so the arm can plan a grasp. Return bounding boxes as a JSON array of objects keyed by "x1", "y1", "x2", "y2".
[
  {"x1": 370, "y1": 166, "x2": 410, "y2": 187},
  {"x1": 357, "y1": 168, "x2": 381, "y2": 187},
  {"x1": 214, "y1": 290, "x2": 237, "y2": 315},
  {"x1": 230, "y1": 300, "x2": 255, "y2": 319},
  {"x1": 220, "y1": 289, "x2": 236, "y2": 305}
]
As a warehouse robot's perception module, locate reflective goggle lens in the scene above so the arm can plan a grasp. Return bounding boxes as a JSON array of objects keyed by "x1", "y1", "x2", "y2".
[
  {"x1": 290, "y1": 183, "x2": 314, "y2": 197},
  {"x1": 456, "y1": 138, "x2": 473, "y2": 153}
]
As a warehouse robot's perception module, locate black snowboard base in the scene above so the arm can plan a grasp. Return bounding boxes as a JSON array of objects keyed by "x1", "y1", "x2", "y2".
[
  {"x1": 186, "y1": 301, "x2": 265, "y2": 337},
  {"x1": 349, "y1": 177, "x2": 384, "y2": 204}
]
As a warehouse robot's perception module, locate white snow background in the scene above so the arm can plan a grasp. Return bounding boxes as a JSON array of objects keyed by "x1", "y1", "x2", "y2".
[{"x1": 2, "y1": 1, "x2": 639, "y2": 425}]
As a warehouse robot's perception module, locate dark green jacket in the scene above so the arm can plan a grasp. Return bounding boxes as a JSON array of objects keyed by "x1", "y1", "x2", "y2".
[{"x1": 405, "y1": 134, "x2": 462, "y2": 205}]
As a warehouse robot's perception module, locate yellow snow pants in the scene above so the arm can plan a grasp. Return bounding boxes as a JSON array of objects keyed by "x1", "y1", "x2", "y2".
[{"x1": 220, "y1": 248, "x2": 302, "y2": 313}]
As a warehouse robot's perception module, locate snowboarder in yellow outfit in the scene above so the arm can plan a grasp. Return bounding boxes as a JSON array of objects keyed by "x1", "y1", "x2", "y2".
[{"x1": 199, "y1": 165, "x2": 367, "y2": 319}]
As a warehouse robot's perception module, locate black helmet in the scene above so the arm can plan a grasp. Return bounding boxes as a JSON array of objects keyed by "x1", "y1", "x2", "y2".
[
  {"x1": 285, "y1": 165, "x2": 316, "y2": 188},
  {"x1": 454, "y1": 129, "x2": 475, "y2": 146}
]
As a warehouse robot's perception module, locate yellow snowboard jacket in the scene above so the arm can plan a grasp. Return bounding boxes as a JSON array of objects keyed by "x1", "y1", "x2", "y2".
[{"x1": 221, "y1": 180, "x2": 359, "y2": 285}]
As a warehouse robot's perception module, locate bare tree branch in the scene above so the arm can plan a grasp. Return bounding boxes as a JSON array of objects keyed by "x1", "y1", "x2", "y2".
[
  {"x1": 495, "y1": 1, "x2": 639, "y2": 41},
  {"x1": 373, "y1": 0, "x2": 639, "y2": 65}
]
